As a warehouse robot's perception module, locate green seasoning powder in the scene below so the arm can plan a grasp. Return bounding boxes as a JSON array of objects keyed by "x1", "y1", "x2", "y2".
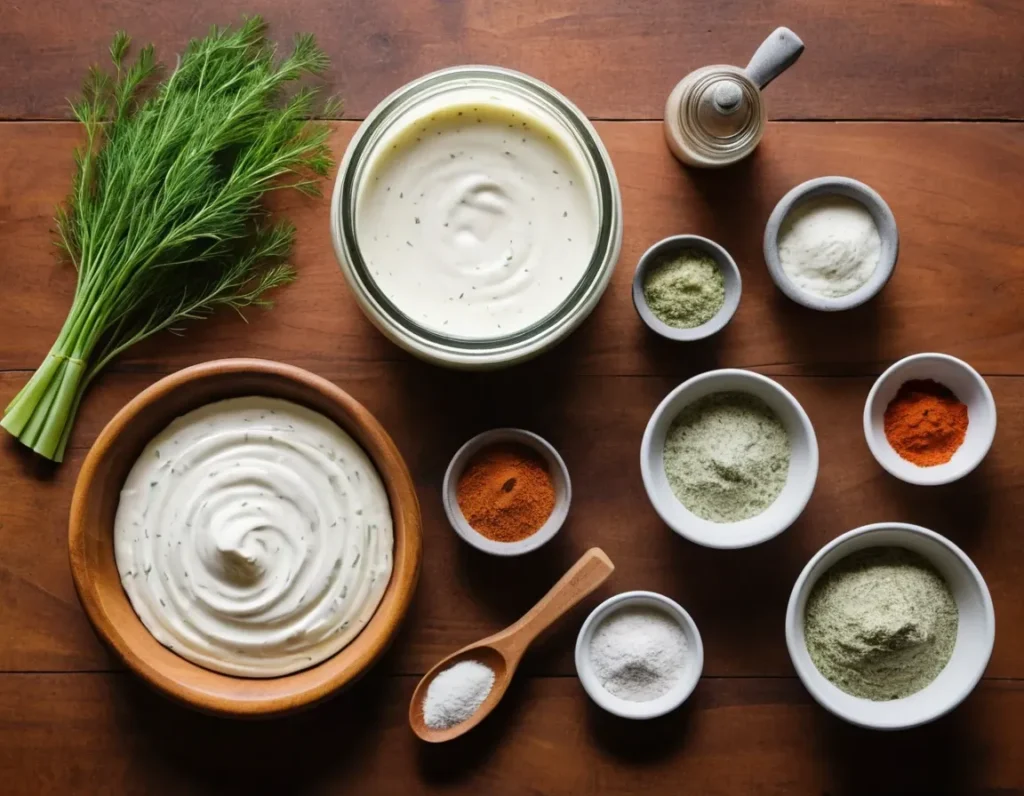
[
  {"x1": 804, "y1": 547, "x2": 959, "y2": 701},
  {"x1": 642, "y1": 249, "x2": 725, "y2": 329},
  {"x1": 663, "y1": 392, "x2": 790, "y2": 522}
]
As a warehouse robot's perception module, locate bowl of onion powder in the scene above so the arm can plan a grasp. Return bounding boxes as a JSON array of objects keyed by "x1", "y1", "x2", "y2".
[{"x1": 763, "y1": 176, "x2": 899, "y2": 311}]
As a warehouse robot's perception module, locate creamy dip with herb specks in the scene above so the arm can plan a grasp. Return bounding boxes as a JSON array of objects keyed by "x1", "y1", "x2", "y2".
[
  {"x1": 355, "y1": 101, "x2": 600, "y2": 339},
  {"x1": 113, "y1": 397, "x2": 393, "y2": 678}
]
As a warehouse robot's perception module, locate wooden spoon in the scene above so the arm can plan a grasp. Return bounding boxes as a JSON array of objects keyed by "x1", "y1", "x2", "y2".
[{"x1": 409, "y1": 547, "x2": 615, "y2": 742}]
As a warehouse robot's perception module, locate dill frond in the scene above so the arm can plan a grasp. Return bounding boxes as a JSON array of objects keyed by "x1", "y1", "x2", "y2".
[{"x1": 2, "y1": 18, "x2": 335, "y2": 460}]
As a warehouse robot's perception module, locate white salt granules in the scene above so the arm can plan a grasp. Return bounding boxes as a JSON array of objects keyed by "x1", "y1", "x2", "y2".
[
  {"x1": 422, "y1": 660, "x2": 495, "y2": 730},
  {"x1": 778, "y1": 195, "x2": 881, "y2": 299},
  {"x1": 589, "y1": 606, "x2": 689, "y2": 702}
]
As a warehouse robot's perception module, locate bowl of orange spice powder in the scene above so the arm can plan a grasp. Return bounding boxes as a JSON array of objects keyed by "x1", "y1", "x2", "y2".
[
  {"x1": 864, "y1": 353, "x2": 996, "y2": 486},
  {"x1": 443, "y1": 429, "x2": 571, "y2": 555}
]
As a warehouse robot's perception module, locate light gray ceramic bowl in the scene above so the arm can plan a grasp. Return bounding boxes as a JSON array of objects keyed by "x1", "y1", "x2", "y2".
[
  {"x1": 786, "y1": 523, "x2": 994, "y2": 730},
  {"x1": 442, "y1": 428, "x2": 571, "y2": 556},
  {"x1": 632, "y1": 235, "x2": 742, "y2": 341},
  {"x1": 575, "y1": 591, "x2": 704, "y2": 720},
  {"x1": 864, "y1": 353, "x2": 996, "y2": 486},
  {"x1": 640, "y1": 369, "x2": 818, "y2": 549},
  {"x1": 763, "y1": 176, "x2": 898, "y2": 311}
]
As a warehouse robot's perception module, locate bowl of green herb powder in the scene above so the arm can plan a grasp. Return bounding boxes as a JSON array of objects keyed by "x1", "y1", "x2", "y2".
[
  {"x1": 633, "y1": 235, "x2": 742, "y2": 341},
  {"x1": 786, "y1": 523, "x2": 994, "y2": 730},
  {"x1": 640, "y1": 369, "x2": 818, "y2": 548}
]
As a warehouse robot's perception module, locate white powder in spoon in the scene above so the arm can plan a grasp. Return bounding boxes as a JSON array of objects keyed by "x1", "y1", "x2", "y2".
[
  {"x1": 422, "y1": 660, "x2": 495, "y2": 730},
  {"x1": 777, "y1": 195, "x2": 882, "y2": 299},
  {"x1": 589, "y1": 606, "x2": 689, "y2": 701}
]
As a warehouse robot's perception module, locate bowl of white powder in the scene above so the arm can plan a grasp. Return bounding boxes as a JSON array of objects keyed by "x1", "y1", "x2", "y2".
[
  {"x1": 763, "y1": 176, "x2": 898, "y2": 311},
  {"x1": 575, "y1": 591, "x2": 703, "y2": 719}
]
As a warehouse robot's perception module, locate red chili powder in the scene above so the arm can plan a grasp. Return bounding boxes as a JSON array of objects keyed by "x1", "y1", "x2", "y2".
[
  {"x1": 883, "y1": 379, "x2": 969, "y2": 467},
  {"x1": 456, "y1": 443, "x2": 555, "y2": 543}
]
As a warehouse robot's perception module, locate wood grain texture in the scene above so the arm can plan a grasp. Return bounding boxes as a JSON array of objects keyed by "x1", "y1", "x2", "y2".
[
  {"x1": 2, "y1": 121, "x2": 1023, "y2": 377},
  {"x1": 1, "y1": 673, "x2": 1023, "y2": 795},
  {"x1": 1, "y1": 1, "x2": 1023, "y2": 121},
  {"x1": 2, "y1": 4, "x2": 1023, "y2": 783},
  {"x1": 4, "y1": 368, "x2": 1022, "y2": 680}
]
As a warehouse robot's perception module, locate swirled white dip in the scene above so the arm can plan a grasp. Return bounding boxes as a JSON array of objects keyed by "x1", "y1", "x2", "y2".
[
  {"x1": 113, "y1": 397, "x2": 394, "y2": 678},
  {"x1": 356, "y1": 99, "x2": 600, "y2": 339}
]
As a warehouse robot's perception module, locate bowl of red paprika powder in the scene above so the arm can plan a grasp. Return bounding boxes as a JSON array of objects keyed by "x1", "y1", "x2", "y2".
[
  {"x1": 864, "y1": 353, "x2": 996, "y2": 486},
  {"x1": 442, "y1": 429, "x2": 572, "y2": 556}
]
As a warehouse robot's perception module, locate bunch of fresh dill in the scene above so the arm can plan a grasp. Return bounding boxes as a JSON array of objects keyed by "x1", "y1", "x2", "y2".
[{"x1": 3, "y1": 17, "x2": 336, "y2": 460}]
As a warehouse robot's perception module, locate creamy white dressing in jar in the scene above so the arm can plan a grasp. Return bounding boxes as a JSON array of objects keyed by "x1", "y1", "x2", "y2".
[
  {"x1": 113, "y1": 397, "x2": 394, "y2": 678},
  {"x1": 355, "y1": 99, "x2": 600, "y2": 339},
  {"x1": 333, "y1": 67, "x2": 623, "y2": 368}
]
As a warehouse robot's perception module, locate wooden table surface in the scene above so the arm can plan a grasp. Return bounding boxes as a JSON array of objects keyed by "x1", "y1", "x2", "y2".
[{"x1": 2, "y1": 2, "x2": 1023, "y2": 793}]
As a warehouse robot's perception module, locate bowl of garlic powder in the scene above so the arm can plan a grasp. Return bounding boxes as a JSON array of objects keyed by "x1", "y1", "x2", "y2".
[
  {"x1": 763, "y1": 176, "x2": 899, "y2": 311},
  {"x1": 575, "y1": 590, "x2": 704, "y2": 719}
]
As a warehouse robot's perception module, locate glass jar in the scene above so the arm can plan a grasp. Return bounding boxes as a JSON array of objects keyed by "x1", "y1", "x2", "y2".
[{"x1": 331, "y1": 66, "x2": 623, "y2": 369}]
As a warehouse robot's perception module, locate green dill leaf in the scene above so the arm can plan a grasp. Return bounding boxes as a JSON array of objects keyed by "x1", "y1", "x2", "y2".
[{"x1": 2, "y1": 18, "x2": 336, "y2": 461}]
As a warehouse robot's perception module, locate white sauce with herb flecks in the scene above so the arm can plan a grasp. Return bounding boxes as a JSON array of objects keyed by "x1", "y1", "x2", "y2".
[
  {"x1": 113, "y1": 396, "x2": 393, "y2": 678},
  {"x1": 355, "y1": 100, "x2": 600, "y2": 339}
]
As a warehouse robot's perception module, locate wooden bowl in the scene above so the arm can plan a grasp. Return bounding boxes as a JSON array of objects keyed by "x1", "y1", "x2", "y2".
[{"x1": 69, "y1": 359, "x2": 422, "y2": 718}]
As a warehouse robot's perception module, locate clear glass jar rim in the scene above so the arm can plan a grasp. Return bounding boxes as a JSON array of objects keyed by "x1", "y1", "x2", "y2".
[{"x1": 330, "y1": 65, "x2": 623, "y2": 365}]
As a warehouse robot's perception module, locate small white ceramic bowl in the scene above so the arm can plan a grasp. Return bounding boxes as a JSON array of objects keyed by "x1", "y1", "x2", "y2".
[
  {"x1": 763, "y1": 176, "x2": 899, "y2": 311},
  {"x1": 632, "y1": 235, "x2": 742, "y2": 341},
  {"x1": 864, "y1": 353, "x2": 996, "y2": 486},
  {"x1": 640, "y1": 369, "x2": 819, "y2": 549},
  {"x1": 786, "y1": 522, "x2": 995, "y2": 730},
  {"x1": 575, "y1": 591, "x2": 704, "y2": 719},
  {"x1": 442, "y1": 428, "x2": 571, "y2": 556}
]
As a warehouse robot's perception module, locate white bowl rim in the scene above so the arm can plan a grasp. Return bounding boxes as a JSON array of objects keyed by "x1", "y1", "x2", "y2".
[
  {"x1": 785, "y1": 522, "x2": 995, "y2": 730},
  {"x1": 863, "y1": 353, "x2": 997, "y2": 486},
  {"x1": 442, "y1": 428, "x2": 571, "y2": 556},
  {"x1": 640, "y1": 368, "x2": 819, "y2": 549},
  {"x1": 631, "y1": 234, "x2": 743, "y2": 342},
  {"x1": 763, "y1": 175, "x2": 899, "y2": 311},
  {"x1": 574, "y1": 590, "x2": 704, "y2": 719}
]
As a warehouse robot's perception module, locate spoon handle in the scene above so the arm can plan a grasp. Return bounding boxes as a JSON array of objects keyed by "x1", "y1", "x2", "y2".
[{"x1": 499, "y1": 548, "x2": 614, "y2": 658}]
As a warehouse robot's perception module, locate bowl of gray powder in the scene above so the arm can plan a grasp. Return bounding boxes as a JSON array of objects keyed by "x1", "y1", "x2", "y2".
[
  {"x1": 575, "y1": 591, "x2": 703, "y2": 719},
  {"x1": 632, "y1": 235, "x2": 742, "y2": 341},
  {"x1": 640, "y1": 368, "x2": 819, "y2": 549},
  {"x1": 786, "y1": 522, "x2": 994, "y2": 730},
  {"x1": 763, "y1": 176, "x2": 898, "y2": 311}
]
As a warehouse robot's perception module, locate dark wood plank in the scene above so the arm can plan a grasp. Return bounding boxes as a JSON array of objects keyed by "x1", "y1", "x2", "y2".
[
  {"x1": 2, "y1": 1, "x2": 1023, "y2": 121},
  {"x1": 0, "y1": 673, "x2": 1022, "y2": 794},
  {"x1": 3, "y1": 369, "x2": 1021, "y2": 678},
  {"x1": 1, "y1": 121, "x2": 1023, "y2": 377}
]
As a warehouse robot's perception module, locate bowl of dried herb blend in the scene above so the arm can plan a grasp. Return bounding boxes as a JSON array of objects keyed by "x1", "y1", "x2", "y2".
[
  {"x1": 640, "y1": 369, "x2": 818, "y2": 549},
  {"x1": 632, "y1": 235, "x2": 742, "y2": 341},
  {"x1": 864, "y1": 353, "x2": 996, "y2": 486},
  {"x1": 786, "y1": 523, "x2": 994, "y2": 730}
]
